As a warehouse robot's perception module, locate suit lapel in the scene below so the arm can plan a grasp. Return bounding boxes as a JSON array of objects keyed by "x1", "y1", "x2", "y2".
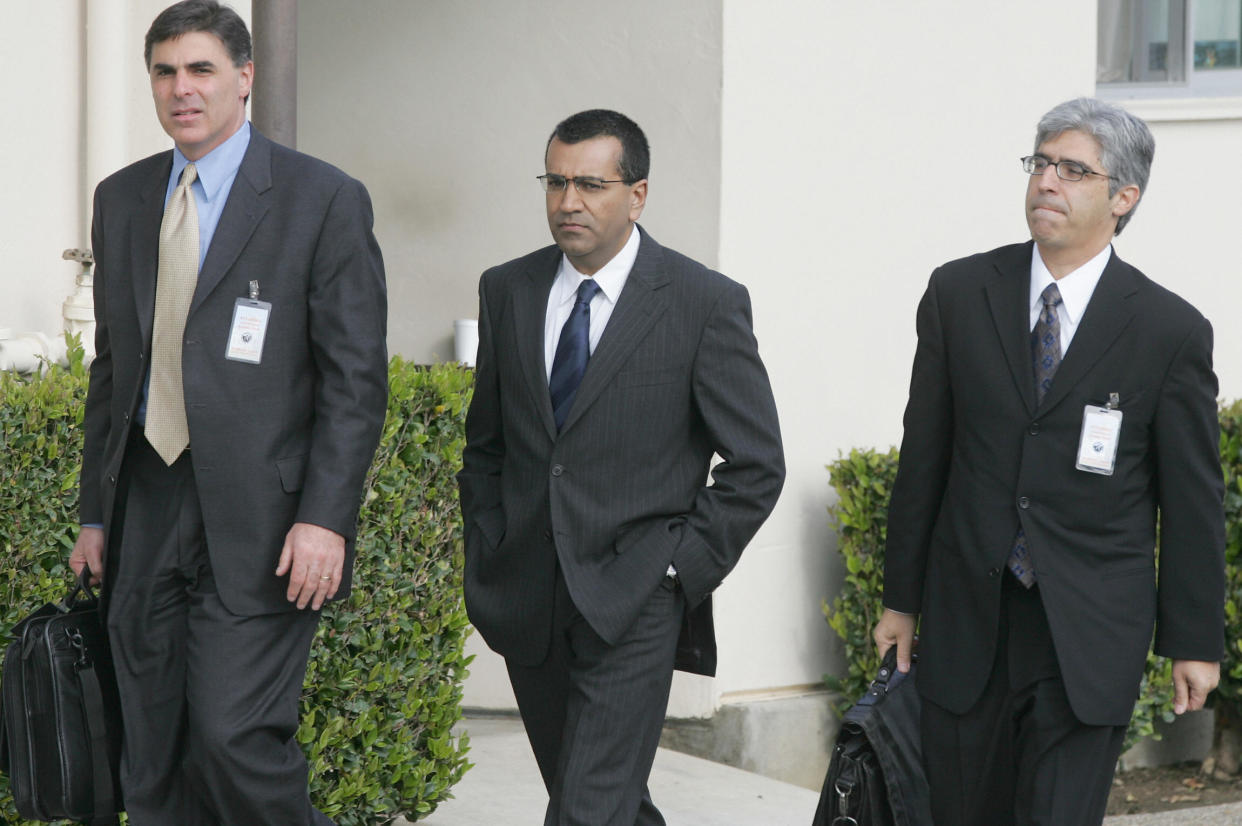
[
  {"x1": 189, "y1": 131, "x2": 273, "y2": 315},
  {"x1": 130, "y1": 155, "x2": 174, "y2": 346},
  {"x1": 1036, "y1": 251, "x2": 1137, "y2": 413},
  {"x1": 559, "y1": 228, "x2": 670, "y2": 434},
  {"x1": 513, "y1": 249, "x2": 560, "y2": 439},
  {"x1": 985, "y1": 242, "x2": 1037, "y2": 417}
]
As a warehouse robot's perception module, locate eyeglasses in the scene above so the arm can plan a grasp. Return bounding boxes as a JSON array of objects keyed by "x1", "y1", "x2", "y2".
[
  {"x1": 537, "y1": 174, "x2": 631, "y2": 195},
  {"x1": 1021, "y1": 155, "x2": 1117, "y2": 182}
]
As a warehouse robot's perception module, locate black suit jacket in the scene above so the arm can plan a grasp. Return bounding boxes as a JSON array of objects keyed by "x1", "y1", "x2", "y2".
[
  {"x1": 80, "y1": 128, "x2": 389, "y2": 616},
  {"x1": 884, "y1": 241, "x2": 1225, "y2": 726},
  {"x1": 458, "y1": 227, "x2": 785, "y2": 671}
]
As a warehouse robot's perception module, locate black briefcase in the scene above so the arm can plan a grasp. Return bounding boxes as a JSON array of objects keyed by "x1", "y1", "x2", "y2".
[
  {"x1": 0, "y1": 569, "x2": 123, "y2": 825},
  {"x1": 812, "y1": 648, "x2": 932, "y2": 826}
]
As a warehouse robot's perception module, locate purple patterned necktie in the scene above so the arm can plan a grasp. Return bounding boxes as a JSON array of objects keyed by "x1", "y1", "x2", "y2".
[{"x1": 1007, "y1": 283, "x2": 1063, "y2": 587}]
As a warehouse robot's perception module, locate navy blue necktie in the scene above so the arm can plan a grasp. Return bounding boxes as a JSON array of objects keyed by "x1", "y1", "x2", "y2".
[
  {"x1": 549, "y1": 279, "x2": 601, "y2": 431},
  {"x1": 1007, "y1": 283, "x2": 1064, "y2": 587}
]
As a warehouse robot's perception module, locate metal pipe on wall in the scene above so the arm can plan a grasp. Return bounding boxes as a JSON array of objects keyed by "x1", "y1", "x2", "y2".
[{"x1": 251, "y1": 0, "x2": 298, "y2": 148}]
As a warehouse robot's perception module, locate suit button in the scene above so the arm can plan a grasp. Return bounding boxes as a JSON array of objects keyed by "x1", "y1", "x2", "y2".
[
  {"x1": 1018, "y1": 496, "x2": 1031, "y2": 509},
  {"x1": 989, "y1": 567, "x2": 1001, "y2": 577},
  {"x1": 543, "y1": 530, "x2": 552, "y2": 541},
  {"x1": 551, "y1": 465, "x2": 564, "y2": 477},
  {"x1": 107, "y1": 474, "x2": 116, "y2": 485},
  {"x1": 122, "y1": 411, "x2": 130, "y2": 423},
  {"x1": 1028, "y1": 422, "x2": 1040, "y2": 435}
]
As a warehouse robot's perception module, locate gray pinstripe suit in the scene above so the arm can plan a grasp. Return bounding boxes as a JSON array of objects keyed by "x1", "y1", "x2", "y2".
[{"x1": 458, "y1": 225, "x2": 784, "y2": 825}]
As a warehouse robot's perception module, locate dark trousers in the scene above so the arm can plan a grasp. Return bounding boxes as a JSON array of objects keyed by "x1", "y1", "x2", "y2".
[
  {"x1": 921, "y1": 575, "x2": 1127, "y2": 826},
  {"x1": 506, "y1": 566, "x2": 685, "y2": 826},
  {"x1": 105, "y1": 433, "x2": 332, "y2": 825}
]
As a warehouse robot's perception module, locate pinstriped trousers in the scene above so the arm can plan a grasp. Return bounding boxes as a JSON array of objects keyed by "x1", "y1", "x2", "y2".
[{"x1": 507, "y1": 565, "x2": 684, "y2": 826}]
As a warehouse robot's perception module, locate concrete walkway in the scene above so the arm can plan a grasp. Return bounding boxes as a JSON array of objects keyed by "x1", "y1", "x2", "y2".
[{"x1": 414, "y1": 716, "x2": 1242, "y2": 825}]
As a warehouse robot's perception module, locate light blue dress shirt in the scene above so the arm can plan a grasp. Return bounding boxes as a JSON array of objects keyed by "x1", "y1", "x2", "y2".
[
  {"x1": 165, "y1": 121, "x2": 252, "y2": 267},
  {"x1": 138, "y1": 122, "x2": 252, "y2": 423},
  {"x1": 83, "y1": 124, "x2": 253, "y2": 530}
]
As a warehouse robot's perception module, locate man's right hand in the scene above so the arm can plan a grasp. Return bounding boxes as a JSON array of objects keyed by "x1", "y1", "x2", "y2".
[
  {"x1": 69, "y1": 526, "x2": 105, "y2": 586},
  {"x1": 874, "y1": 608, "x2": 917, "y2": 673}
]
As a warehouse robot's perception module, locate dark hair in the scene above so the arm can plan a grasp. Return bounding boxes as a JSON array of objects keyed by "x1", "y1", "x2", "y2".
[
  {"x1": 1034, "y1": 97, "x2": 1155, "y2": 235},
  {"x1": 144, "y1": 0, "x2": 252, "y2": 69},
  {"x1": 547, "y1": 110, "x2": 650, "y2": 183}
]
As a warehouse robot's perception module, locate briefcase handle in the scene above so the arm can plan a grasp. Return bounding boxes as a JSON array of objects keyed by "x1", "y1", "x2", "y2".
[
  {"x1": 858, "y1": 646, "x2": 916, "y2": 707},
  {"x1": 60, "y1": 566, "x2": 100, "y2": 613}
]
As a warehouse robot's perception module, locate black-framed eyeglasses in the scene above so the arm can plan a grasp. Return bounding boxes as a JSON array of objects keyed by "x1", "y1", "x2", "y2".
[
  {"x1": 1021, "y1": 155, "x2": 1117, "y2": 182},
  {"x1": 537, "y1": 174, "x2": 631, "y2": 195}
]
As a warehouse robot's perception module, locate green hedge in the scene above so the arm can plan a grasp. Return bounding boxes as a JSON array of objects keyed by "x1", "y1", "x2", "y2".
[
  {"x1": 825, "y1": 400, "x2": 1242, "y2": 750},
  {"x1": 821, "y1": 447, "x2": 897, "y2": 710},
  {"x1": 0, "y1": 344, "x2": 473, "y2": 824}
]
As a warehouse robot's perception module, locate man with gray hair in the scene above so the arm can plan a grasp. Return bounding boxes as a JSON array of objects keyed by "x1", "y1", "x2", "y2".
[{"x1": 874, "y1": 97, "x2": 1225, "y2": 823}]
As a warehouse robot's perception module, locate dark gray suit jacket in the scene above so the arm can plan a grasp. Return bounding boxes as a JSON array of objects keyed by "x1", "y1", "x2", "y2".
[
  {"x1": 458, "y1": 227, "x2": 785, "y2": 669},
  {"x1": 884, "y1": 241, "x2": 1225, "y2": 726},
  {"x1": 80, "y1": 128, "x2": 389, "y2": 616}
]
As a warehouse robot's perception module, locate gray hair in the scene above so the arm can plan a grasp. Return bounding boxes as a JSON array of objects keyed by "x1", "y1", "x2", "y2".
[{"x1": 1034, "y1": 97, "x2": 1155, "y2": 235}]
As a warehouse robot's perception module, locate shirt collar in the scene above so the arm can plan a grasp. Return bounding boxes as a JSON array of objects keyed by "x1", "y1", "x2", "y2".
[
  {"x1": 170, "y1": 121, "x2": 252, "y2": 203},
  {"x1": 1030, "y1": 242, "x2": 1112, "y2": 327},
  {"x1": 553, "y1": 224, "x2": 641, "y2": 305}
]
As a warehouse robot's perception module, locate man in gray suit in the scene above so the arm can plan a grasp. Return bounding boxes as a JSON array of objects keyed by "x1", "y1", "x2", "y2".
[
  {"x1": 68, "y1": 2, "x2": 387, "y2": 823},
  {"x1": 459, "y1": 109, "x2": 785, "y2": 825}
]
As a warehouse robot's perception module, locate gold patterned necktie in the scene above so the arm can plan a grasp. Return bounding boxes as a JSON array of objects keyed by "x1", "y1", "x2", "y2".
[{"x1": 145, "y1": 162, "x2": 200, "y2": 465}]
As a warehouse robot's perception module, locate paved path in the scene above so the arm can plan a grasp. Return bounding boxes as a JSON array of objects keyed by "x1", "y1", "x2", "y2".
[
  {"x1": 411, "y1": 716, "x2": 1242, "y2": 825},
  {"x1": 417, "y1": 716, "x2": 818, "y2": 825}
]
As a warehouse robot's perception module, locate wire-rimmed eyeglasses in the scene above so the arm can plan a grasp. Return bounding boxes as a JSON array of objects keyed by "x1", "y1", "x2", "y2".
[
  {"x1": 537, "y1": 174, "x2": 632, "y2": 195},
  {"x1": 1021, "y1": 155, "x2": 1117, "y2": 182}
]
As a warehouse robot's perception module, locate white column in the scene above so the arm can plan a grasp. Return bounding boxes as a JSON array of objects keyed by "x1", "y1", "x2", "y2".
[{"x1": 84, "y1": 0, "x2": 130, "y2": 242}]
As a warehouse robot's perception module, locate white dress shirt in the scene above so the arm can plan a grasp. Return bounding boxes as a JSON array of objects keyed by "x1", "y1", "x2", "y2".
[
  {"x1": 543, "y1": 226, "x2": 641, "y2": 382},
  {"x1": 541, "y1": 227, "x2": 676, "y2": 577},
  {"x1": 1029, "y1": 243, "x2": 1112, "y2": 353}
]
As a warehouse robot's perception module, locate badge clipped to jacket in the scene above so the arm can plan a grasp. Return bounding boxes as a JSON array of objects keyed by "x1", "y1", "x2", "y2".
[
  {"x1": 1076, "y1": 391, "x2": 1122, "y2": 476},
  {"x1": 225, "y1": 280, "x2": 271, "y2": 364}
]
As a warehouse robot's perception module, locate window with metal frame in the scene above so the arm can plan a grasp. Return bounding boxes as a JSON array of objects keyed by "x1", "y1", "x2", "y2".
[{"x1": 1098, "y1": 0, "x2": 1241, "y2": 97}]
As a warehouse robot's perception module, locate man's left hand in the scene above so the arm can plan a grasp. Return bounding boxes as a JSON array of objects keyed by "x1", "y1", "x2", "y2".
[
  {"x1": 1171, "y1": 659, "x2": 1220, "y2": 715},
  {"x1": 276, "y1": 522, "x2": 346, "y2": 610}
]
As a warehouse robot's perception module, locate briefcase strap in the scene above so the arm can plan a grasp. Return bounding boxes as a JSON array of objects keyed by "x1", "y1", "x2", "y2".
[
  {"x1": 75, "y1": 651, "x2": 120, "y2": 825},
  {"x1": 0, "y1": 685, "x2": 8, "y2": 774}
]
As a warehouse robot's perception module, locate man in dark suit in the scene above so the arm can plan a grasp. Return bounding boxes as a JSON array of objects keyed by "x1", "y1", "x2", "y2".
[
  {"x1": 458, "y1": 109, "x2": 785, "y2": 825},
  {"x1": 874, "y1": 97, "x2": 1225, "y2": 824},
  {"x1": 67, "y1": 2, "x2": 387, "y2": 823}
]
